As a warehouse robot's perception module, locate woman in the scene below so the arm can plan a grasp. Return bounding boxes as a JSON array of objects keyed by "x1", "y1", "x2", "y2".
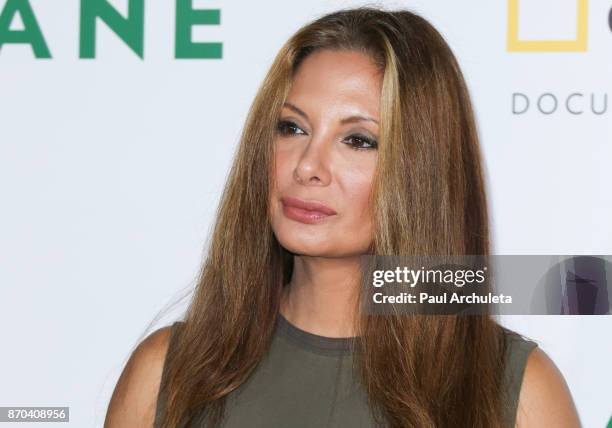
[{"x1": 105, "y1": 7, "x2": 581, "y2": 428}]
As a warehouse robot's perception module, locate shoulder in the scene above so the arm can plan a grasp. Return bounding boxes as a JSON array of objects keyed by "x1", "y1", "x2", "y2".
[
  {"x1": 509, "y1": 335, "x2": 581, "y2": 427},
  {"x1": 104, "y1": 322, "x2": 180, "y2": 428}
]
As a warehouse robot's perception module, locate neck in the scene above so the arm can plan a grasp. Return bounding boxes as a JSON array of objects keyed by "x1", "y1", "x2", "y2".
[{"x1": 279, "y1": 255, "x2": 361, "y2": 338}]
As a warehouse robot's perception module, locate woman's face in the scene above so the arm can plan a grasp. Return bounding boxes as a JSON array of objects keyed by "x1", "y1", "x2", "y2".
[{"x1": 269, "y1": 49, "x2": 382, "y2": 257}]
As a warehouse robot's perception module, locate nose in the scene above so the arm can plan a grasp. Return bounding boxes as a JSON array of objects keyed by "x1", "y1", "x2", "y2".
[{"x1": 293, "y1": 134, "x2": 332, "y2": 186}]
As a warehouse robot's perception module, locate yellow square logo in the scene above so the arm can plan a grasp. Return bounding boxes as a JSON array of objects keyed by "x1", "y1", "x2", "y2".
[{"x1": 507, "y1": 0, "x2": 588, "y2": 51}]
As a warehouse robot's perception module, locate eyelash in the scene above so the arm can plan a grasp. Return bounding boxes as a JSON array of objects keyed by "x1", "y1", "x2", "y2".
[{"x1": 276, "y1": 120, "x2": 378, "y2": 151}]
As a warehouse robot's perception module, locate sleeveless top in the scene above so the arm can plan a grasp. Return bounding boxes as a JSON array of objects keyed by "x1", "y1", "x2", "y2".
[{"x1": 154, "y1": 315, "x2": 537, "y2": 428}]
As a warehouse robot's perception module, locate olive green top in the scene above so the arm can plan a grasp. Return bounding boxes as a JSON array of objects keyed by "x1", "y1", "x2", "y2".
[{"x1": 154, "y1": 315, "x2": 537, "y2": 427}]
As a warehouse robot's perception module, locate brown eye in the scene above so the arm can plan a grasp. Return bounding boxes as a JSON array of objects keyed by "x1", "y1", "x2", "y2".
[
  {"x1": 276, "y1": 120, "x2": 306, "y2": 136},
  {"x1": 344, "y1": 134, "x2": 378, "y2": 150}
]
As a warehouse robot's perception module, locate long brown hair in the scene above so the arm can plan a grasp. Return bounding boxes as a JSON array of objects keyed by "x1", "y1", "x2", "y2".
[{"x1": 158, "y1": 7, "x2": 508, "y2": 428}]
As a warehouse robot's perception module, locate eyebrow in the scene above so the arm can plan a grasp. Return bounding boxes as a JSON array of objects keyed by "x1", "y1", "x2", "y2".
[{"x1": 283, "y1": 102, "x2": 379, "y2": 125}]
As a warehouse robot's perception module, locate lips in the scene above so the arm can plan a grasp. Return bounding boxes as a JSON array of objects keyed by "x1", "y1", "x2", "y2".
[{"x1": 280, "y1": 196, "x2": 337, "y2": 224}]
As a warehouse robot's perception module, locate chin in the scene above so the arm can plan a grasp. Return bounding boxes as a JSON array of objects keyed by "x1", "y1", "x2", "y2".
[{"x1": 276, "y1": 233, "x2": 332, "y2": 256}]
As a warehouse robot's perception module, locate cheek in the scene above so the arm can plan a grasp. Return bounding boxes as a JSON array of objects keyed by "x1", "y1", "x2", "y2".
[
  {"x1": 334, "y1": 164, "x2": 376, "y2": 253},
  {"x1": 273, "y1": 149, "x2": 294, "y2": 185},
  {"x1": 269, "y1": 146, "x2": 292, "y2": 212},
  {"x1": 270, "y1": 151, "x2": 291, "y2": 207},
  {"x1": 338, "y1": 162, "x2": 376, "y2": 225}
]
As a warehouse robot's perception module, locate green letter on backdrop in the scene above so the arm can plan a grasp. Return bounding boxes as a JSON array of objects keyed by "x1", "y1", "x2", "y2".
[
  {"x1": 80, "y1": 0, "x2": 144, "y2": 59},
  {"x1": 175, "y1": 0, "x2": 222, "y2": 59},
  {"x1": 0, "y1": 0, "x2": 51, "y2": 57}
]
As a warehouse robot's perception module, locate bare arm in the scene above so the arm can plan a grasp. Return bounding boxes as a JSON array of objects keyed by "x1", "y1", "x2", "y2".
[
  {"x1": 104, "y1": 326, "x2": 172, "y2": 428},
  {"x1": 515, "y1": 347, "x2": 581, "y2": 427}
]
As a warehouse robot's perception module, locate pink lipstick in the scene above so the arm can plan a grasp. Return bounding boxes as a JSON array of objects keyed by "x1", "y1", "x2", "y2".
[{"x1": 280, "y1": 196, "x2": 337, "y2": 224}]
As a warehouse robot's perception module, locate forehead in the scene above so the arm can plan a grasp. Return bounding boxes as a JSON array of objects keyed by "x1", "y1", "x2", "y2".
[{"x1": 287, "y1": 49, "x2": 382, "y2": 119}]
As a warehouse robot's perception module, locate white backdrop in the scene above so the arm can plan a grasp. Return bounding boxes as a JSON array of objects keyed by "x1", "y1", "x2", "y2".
[{"x1": 0, "y1": 0, "x2": 610, "y2": 426}]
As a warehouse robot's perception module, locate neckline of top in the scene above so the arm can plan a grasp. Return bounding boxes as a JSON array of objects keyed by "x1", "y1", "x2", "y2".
[{"x1": 276, "y1": 313, "x2": 358, "y2": 355}]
